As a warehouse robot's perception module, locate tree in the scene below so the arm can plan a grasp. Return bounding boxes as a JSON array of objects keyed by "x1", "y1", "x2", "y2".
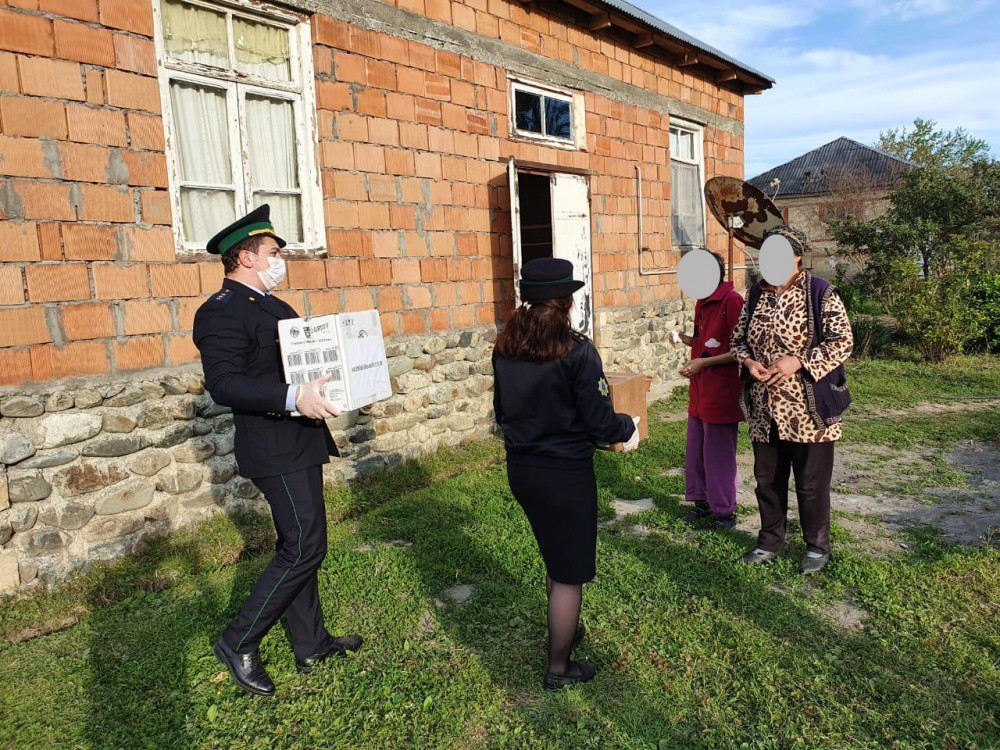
[
  {"x1": 876, "y1": 118, "x2": 992, "y2": 171},
  {"x1": 830, "y1": 120, "x2": 1000, "y2": 361}
]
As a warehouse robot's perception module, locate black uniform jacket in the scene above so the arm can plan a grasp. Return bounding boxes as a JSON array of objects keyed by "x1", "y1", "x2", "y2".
[
  {"x1": 193, "y1": 277, "x2": 338, "y2": 479},
  {"x1": 492, "y1": 335, "x2": 635, "y2": 465}
]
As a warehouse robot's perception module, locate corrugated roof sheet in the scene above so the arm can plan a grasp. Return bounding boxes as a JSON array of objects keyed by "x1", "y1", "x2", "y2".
[
  {"x1": 600, "y1": 0, "x2": 775, "y2": 85},
  {"x1": 748, "y1": 137, "x2": 915, "y2": 196}
]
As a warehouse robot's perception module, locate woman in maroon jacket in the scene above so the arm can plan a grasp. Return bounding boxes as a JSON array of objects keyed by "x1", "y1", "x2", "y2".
[{"x1": 678, "y1": 252, "x2": 745, "y2": 529}]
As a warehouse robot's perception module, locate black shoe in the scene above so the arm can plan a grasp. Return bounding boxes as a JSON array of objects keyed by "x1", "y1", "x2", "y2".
[
  {"x1": 544, "y1": 660, "x2": 598, "y2": 690},
  {"x1": 213, "y1": 639, "x2": 275, "y2": 697},
  {"x1": 713, "y1": 514, "x2": 737, "y2": 531},
  {"x1": 295, "y1": 634, "x2": 364, "y2": 673},
  {"x1": 572, "y1": 621, "x2": 586, "y2": 648},
  {"x1": 800, "y1": 553, "x2": 831, "y2": 575},
  {"x1": 682, "y1": 501, "x2": 712, "y2": 526}
]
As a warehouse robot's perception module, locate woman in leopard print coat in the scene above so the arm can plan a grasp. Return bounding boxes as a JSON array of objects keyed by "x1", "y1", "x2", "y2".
[{"x1": 729, "y1": 225, "x2": 854, "y2": 575}]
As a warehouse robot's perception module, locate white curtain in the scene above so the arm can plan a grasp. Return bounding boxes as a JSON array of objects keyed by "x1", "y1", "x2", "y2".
[
  {"x1": 169, "y1": 80, "x2": 235, "y2": 241},
  {"x1": 234, "y1": 18, "x2": 290, "y2": 81},
  {"x1": 162, "y1": 0, "x2": 227, "y2": 68},
  {"x1": 671, "y1": 162, "x2": 706, "y2": 249},
  {"x1": 246, "y1": 95, "x2": 302, "y2": 242}
]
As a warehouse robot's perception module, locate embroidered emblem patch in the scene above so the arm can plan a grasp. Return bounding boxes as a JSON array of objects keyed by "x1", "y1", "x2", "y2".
[{"x1": 597, "y1": 377, "x2": 609, "y2": 398}]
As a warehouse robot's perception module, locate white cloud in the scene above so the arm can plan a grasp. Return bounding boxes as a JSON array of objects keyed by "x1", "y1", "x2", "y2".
[
  {"x1": 845, "y1": 0, "x2": 962, "y2": 21},
  {"x1": 642, "y1": 0, "x2": 824, "y2": 57},
  {"x1": 744, "y1": 44, "x2": 1000, "y2": 175}
]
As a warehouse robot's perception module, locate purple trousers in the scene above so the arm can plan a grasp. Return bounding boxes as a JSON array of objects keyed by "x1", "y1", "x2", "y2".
[{"x1": 685, "y1": 416, "x2": 739, "y2": 517}]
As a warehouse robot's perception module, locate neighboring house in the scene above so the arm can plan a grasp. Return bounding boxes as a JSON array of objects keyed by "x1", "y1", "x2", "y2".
[
  {"x1": 0, "y1": 0, "x2": 772, "y2": 590},
  {"x1": 749, "y1": 137, "x2": 914, "y2": 279}
]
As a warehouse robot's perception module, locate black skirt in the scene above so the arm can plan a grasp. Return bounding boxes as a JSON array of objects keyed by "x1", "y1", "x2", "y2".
[{"x1": 506, "y1": 458, "x2": 598, "y2": 585}]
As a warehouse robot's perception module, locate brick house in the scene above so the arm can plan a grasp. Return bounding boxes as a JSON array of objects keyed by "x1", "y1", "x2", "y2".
[
  {"x1": 0, "y1": 0, "x2": 772, "y2": 590},
  {"x1": 749, "y1": 137, "x2": 914, "y2": 279}
]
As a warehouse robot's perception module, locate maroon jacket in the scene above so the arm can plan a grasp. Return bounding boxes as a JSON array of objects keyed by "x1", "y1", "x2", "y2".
[{"x1": 688, "y1": 281, "x2": 744, "y2": 424}]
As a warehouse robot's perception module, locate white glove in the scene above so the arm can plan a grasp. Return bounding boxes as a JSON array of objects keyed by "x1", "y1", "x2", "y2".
[{"x1": 621, "y1": 416, "x2": 641, "y2": 452}]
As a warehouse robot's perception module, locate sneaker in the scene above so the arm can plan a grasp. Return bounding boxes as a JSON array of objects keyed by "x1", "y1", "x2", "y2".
[
  {"x1": 713, "y1": 514, "x2": 737, "y2": 531},
  {"x1": 800, "y1": 553, "x2": 831, "y2": 575},
  {"x1": 682, "y1": 501, "x2": 712, "y2": 526},
  {"x1": 740, "y1": 548, "x2": 779, "y2": 565}
]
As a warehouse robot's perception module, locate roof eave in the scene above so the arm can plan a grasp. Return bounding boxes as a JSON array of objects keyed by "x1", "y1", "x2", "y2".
[{"x1": 523, "y1": 0, "x2": 774, "y2": 94}]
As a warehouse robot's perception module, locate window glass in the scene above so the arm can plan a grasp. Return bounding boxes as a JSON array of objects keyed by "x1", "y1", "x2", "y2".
[
  {"x1": 162, "y1": 0, "x2": 228, "y2": 68},
  {"x1": 544, "y1": 97, "x2": 571, "y2": 140},
  {"x1": 234, "y1": 17, "x2": 291, "y2": 81},
  {"x1": 515, "y1": 89, "x2": 542, "y2": 133}
]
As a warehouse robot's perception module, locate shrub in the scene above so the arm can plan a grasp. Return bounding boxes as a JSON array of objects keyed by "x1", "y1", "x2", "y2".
[
  {"x1": 850, "y1": 315, "x2": 897, "y2": 359},
  {"x1": 970, "y1": 272, "x2": 1000, "y2": 352}
]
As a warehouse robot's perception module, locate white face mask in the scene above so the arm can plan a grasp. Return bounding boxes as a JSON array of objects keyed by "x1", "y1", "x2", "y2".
[{"x1": 251, "y1": 252, "x2": 287, "y2": 291}]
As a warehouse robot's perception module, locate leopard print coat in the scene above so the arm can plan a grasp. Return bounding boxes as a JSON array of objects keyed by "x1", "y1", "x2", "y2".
[{"x1": 730, "y1": 272, "x2": 853, "y2": 443}]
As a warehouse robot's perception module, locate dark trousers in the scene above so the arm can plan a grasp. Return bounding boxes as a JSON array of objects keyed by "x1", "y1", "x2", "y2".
[
  {"x1": 752, "y1": 426, "x2": 835, "y2": 555},
  {"x1": 222, "y1": 465, "x2": 329, "y2": 659}
]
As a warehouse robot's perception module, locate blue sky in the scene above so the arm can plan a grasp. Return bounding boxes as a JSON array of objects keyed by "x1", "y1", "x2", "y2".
[{"x1": 643, "y1": 0, "x2": 1000, "y2": 177}]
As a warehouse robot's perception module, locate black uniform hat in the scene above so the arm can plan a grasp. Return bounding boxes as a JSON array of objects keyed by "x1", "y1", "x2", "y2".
[
  {"x1": 519, "y1": 258, "x2": 585, "y2": 301},
  {"x1": 206, "y1": 204, "x2": 287, "y2": 255}
]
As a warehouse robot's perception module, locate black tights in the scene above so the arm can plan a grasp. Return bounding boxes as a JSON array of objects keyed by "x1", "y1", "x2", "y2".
[{"x1": 545, "y1": 576, "x2": 582, "y2": 675}]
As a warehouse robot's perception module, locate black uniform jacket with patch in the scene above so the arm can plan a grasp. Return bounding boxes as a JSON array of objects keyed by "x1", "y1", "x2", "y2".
[
  {"x1": 193, "y1": 277, "x2": 338, "y2": 480},
  {"x1": 492, "y1": 335, "x2": 635, "y2": 465}
]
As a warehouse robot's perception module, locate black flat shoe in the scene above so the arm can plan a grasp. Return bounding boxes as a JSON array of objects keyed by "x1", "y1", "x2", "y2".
[
  {"x1": 544, "y1": 660, "x2": 598, "y2": 690},
  {"x1": 296, "y1": 634, "x2": 364, "y2": 673},
  {"x1": 213, "y1": 639, "x2": 275, "y2": 697},
  {"x1": 682, "y1": 501, "x2": 712, "y2": 527}
]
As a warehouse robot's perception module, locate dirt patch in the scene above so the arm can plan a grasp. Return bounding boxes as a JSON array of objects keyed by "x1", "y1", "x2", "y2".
[
  {"x1": 825, "y1": 595, "x2": 870, "y2": 632},
  {"x1": 855, "y1": 398, "x2": 1000, "y2": 419},
  {"x1": 730, "y1": 440, "x2": 1000, "y2": 549}
]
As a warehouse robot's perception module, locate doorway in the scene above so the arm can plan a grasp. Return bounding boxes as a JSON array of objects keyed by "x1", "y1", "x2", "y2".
[{"x1": 507, "y1": 159, "x2": 593, "y2": 336}]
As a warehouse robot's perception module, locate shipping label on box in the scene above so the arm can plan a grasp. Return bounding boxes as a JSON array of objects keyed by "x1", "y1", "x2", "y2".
[{"x1": 278, "y1": 309, "x2": 392, "y2": 413}]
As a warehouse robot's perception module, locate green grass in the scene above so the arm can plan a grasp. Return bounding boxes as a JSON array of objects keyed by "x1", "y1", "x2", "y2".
[{"x1": 1, "y1": 358, "x2": 999, "y2": 749}]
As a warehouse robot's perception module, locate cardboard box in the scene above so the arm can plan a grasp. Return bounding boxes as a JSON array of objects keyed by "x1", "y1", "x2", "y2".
[
  {"x1": 277, "y1": 309, "x2": 392, "y2": 413},
  {"x1": 605, "y1": 372, "x2": 652, "y2": 451}
]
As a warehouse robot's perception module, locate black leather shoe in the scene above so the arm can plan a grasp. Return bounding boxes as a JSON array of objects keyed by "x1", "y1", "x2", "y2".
[
  {"x1": 213, "y1": 639, "x2": 275, "y2": 697},
  {"x1": 544, "y1": 660, "x2": 598, "y2": 690},
  {"x1": 295, "y1": 634, "x2": 364, "y2": 673}
]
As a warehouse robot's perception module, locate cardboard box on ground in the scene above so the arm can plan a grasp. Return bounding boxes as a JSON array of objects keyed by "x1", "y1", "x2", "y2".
[
  {"x1": 604, "y1": 372, "x2": 652, "y2": 451},
  {"x1": 278, "y1": 309, "x2": 392, "y2": 413}
]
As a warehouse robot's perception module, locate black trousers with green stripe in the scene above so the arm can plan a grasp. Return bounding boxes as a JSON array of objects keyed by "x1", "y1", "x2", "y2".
[{"x1": 222, "y1": 465, "x2": 329, "y2": 659}]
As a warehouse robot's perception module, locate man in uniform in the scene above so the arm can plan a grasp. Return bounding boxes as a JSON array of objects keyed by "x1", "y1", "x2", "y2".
[{"x1": 193, "y1": 204, "x2": 362, "y2": 697}]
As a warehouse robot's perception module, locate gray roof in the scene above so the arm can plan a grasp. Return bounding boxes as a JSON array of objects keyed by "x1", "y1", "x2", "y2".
[
  {"x1": 748, "y1": 137, "x2": 915, "y2": 196},
  {"x1": 602, "y1": 0, "x2": 774, "y2": 85}
]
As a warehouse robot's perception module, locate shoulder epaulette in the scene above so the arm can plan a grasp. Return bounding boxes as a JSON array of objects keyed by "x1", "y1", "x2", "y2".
[{"x1": 206, "y1": 288, "x2": 235, "y2": 307}]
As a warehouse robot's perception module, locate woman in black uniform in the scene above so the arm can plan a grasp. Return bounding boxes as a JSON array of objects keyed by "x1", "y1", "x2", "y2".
[{"x1": 492, "y1": 258, "x2": 640, "y2": 690}]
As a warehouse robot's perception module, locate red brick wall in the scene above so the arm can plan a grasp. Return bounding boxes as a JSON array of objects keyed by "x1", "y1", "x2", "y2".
[{"x1": 0, "y1": 0, "x2": 746, "y2": 386}]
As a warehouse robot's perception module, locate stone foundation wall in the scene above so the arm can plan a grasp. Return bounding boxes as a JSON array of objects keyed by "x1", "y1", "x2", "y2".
[{"x1": 0, "y1": 304, "x2": 693, "y2": 593}]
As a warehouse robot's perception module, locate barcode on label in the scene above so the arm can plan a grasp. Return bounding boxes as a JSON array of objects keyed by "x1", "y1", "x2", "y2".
[
  {"x1": 286, "y1": 352, "x2": 303, "y2": 367},
  {"x1": 289, "y1": 371, "x2": 306, "y2": 384},
  {"x1": 322, "y1": 349, "x2": 339, "y2": 364},
  {"x1": 308, "y1": 369, "x2": 323, "y2": 381},
  {"x1": 327, "y1": 367, "x2": 342, "y2": 381},
  {"x1": 304, "y1": 350, "x2": 321, "y2": 365}
]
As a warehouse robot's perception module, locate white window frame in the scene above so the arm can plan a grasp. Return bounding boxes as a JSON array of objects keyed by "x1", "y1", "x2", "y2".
[
  {"x1": 669, "y1": 119, "x2": 707, "y2": 251},
  {"x1": 152, "y1": 0, "x2": 323, "y2": 256},
  {"x1": 509, "y1": 78, "x2": 585, "y2": 150}
]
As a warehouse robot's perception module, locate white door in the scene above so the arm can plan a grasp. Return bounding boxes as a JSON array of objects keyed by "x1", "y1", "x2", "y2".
[
  {"x1": 550, "y1": 172, "x2": 593, "y2": 335},
  {"x1": 508, "y1": 160, "x2": 594, "y2": 336},
  {"x1": 507, "y1": 157, "x2": 523, "y2": 306}
]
